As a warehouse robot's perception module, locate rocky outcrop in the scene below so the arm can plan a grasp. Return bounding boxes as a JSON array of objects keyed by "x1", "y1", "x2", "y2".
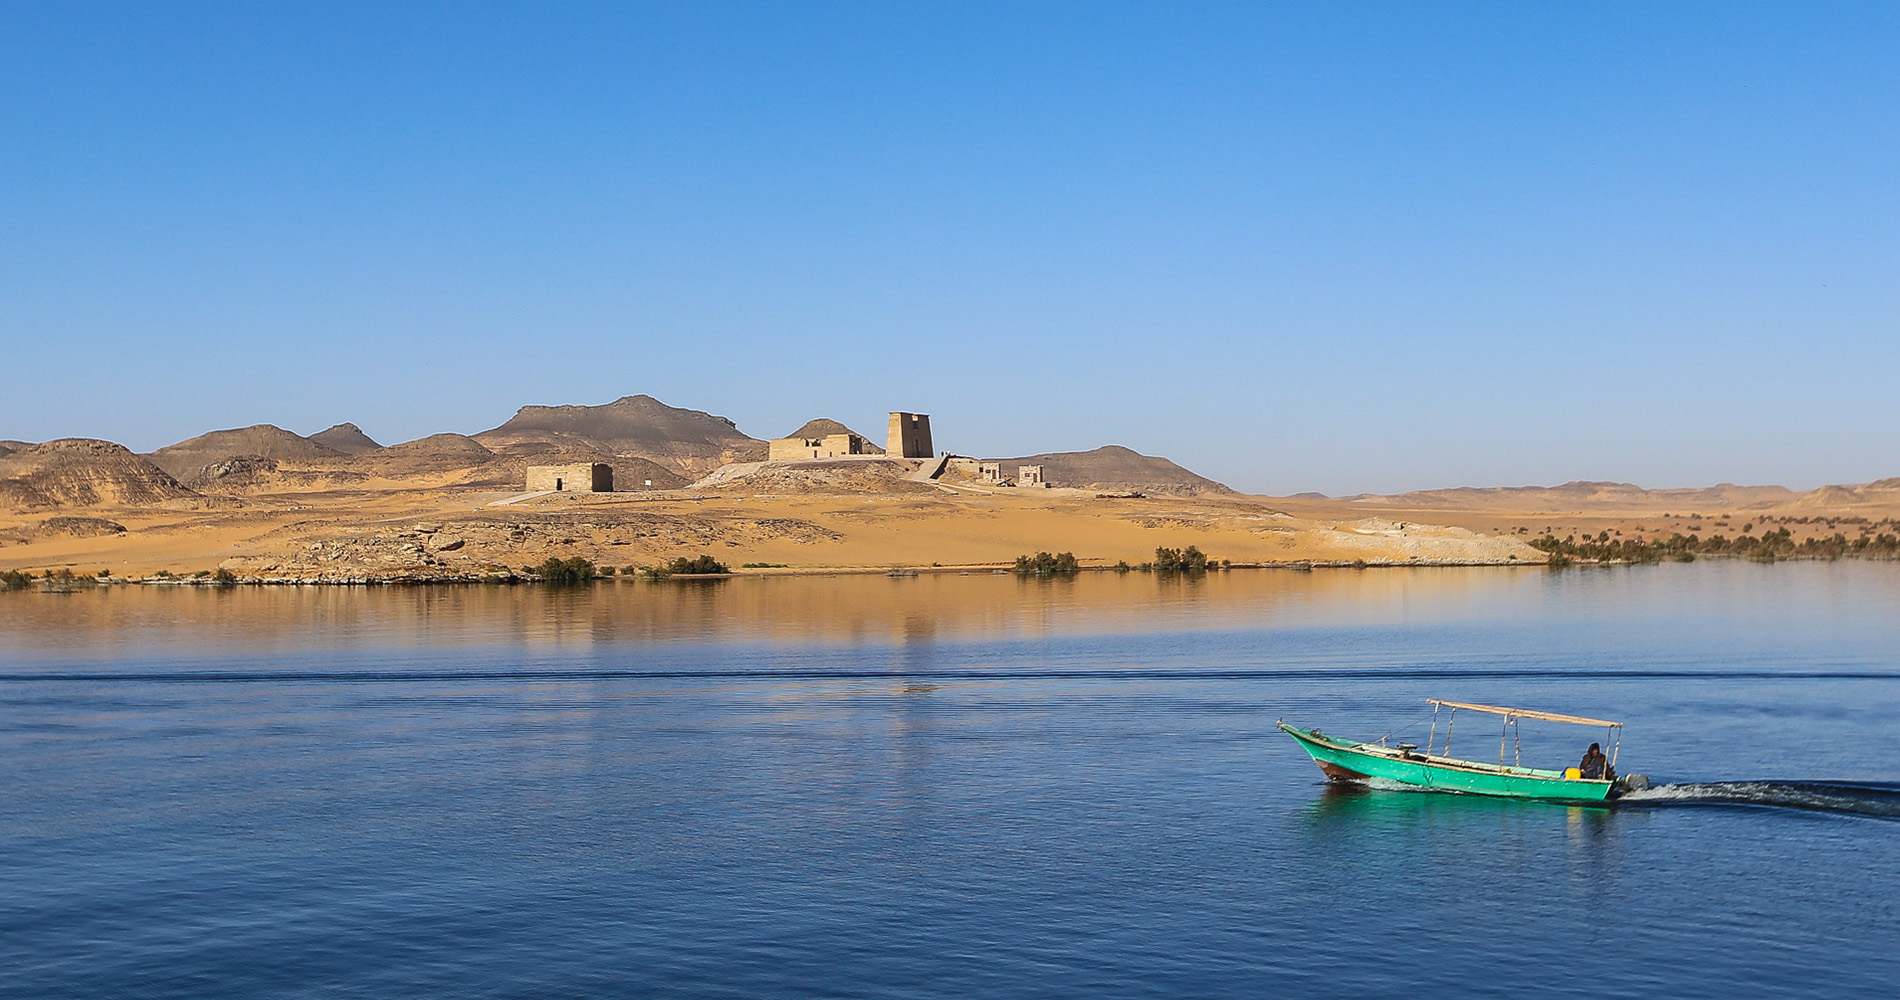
[
  {"x1": 475, "y1": 394, "x2": 766, "y2": 475},
  {"x1": 0, "y1": 439, "x2": 199, "y2": 509},
  {"x1": 986, "y1": 445, "x2": 1234, "y2": 496},
  {"x1": 690, "y1": 458, "x2": 938, "y2": 495},
  {"x1": 32, "y1": 516, "x2": 128, "y2": 537},
  {"x1": 191, "y1": 455, "x2": 281, "y2": 484},
  {"x1": 221, "y1": 512, "x2": 843, "y2": 578}
]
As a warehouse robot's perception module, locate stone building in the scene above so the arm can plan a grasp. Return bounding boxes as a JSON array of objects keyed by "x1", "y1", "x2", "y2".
[
  {"x1": 887, "y1": 412, "x2": 933, "y2": 459},
  {"x1": 768, "y1": 432, "x2": 874, "y2": 461},
  {"x1": 1018, "y1": 465, "x2": 1046, "y2": 487},
  {"x1": 526, "y1": 463, "x2": 613, "y2": 493}
]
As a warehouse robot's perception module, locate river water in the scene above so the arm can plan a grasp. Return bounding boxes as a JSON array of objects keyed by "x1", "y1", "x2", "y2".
[{"x1": 4, "y1": 563, "x2": 1897, "y2": 998}]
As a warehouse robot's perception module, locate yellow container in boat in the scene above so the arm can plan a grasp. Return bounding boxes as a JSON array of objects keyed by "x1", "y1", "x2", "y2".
[{"x1": 1563, "y1": 767, "x2": 1582, "y2": 780}]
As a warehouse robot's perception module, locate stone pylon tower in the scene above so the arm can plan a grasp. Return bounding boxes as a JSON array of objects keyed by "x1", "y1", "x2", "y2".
[{"x1": 887, "y1": 412, "x2": 933, "y2": 458}]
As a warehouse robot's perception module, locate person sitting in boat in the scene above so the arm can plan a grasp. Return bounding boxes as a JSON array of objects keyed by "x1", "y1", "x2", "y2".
[{"x1": 1579, "y1": 743, "x2": 1609, "y2": 780}]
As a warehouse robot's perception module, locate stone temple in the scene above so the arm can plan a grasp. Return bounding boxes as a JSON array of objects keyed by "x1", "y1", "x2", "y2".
[
  {"x1": 886, "y1": 412, "x2": 932, "y2": 458},
  {"x1": 767, "y1": 413, "x2": 934, "y2": 462},
  {"x1": 525, "y1": 463, "x2": 613, "y2": 492}
]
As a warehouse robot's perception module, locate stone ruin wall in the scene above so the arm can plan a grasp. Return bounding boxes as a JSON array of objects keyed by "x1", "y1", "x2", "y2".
[
  {"x1": 768, "y1": 433, "x2": 872, "y2": 462},
  {"x1": 525, "y1": 463, "x2": 613, "y2": 492}
]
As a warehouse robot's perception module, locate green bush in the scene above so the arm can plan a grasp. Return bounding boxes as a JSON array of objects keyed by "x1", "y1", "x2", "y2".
[
  {"x1": 665, "y1": 554, "x2": 729, "y2": 575},
  {"x1": 1, "y1": 569, "x2": 36, "y2": 591},
  {"x1": 1153, "y1": 545, "x2": 1212, "y2": 573},
  {"x1": 1013, "y1": 551, "x2": 1080, "y2": 575},
  {"x1": 524, "y1": 556, "x2": 599, "y2": 584},
  {"x1": 212, "y1": 568, "x2": 239, "y2": 585}
]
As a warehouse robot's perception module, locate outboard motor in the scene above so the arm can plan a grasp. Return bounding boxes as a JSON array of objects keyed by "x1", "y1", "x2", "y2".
[{"x1": 1612, "y1": 773, "x2": 1651, "y2": 797}]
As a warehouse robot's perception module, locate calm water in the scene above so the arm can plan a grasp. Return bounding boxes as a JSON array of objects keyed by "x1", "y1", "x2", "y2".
[{"x1": 4, "y1": 563, "x2": 1898, "y2": 998}]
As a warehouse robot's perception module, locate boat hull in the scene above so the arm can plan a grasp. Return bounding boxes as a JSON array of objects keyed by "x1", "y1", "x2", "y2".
[{"x1": 1280, "y1": 722, "x2": 1614, "y2": 802}]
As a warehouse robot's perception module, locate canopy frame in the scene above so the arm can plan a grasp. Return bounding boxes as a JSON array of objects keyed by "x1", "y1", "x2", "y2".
[
  {"x1": 1427, "y1": 700, "x2": 1621, "y2": 728},
  {"x1": 1425, "y1": 700, "x2": 1622, "y2": 773}
]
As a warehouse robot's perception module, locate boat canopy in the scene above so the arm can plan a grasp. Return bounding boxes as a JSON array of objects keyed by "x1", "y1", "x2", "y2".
[{"x1": 1427, "y1": 700, "x2": 1621, "y2": 729}]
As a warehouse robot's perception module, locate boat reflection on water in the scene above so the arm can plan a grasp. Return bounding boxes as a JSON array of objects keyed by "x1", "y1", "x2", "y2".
[
  {"x1": 1296, "y1": 782, "x2": 1637, "y2": 905},
  {"x1": 1301, "y1": 781, "x2": 1624, "y2": 842}
]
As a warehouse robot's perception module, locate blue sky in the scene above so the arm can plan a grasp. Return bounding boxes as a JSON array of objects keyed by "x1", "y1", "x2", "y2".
[{"x1": 3, "y1": 2, "x2": 1896, "y2": 494}]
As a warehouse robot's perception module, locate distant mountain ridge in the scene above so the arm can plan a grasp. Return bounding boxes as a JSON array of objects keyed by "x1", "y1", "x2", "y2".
[
  {"x1": 1344, "y1": 480, "x2": 1802, "y2": 510},
  {"x1": 116, "y1": 396, "x2": 741, "y2": 490}
]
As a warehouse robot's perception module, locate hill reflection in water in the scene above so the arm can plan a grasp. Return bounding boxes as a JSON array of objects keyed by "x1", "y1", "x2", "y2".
[{"x1": 9, "y1": 560, "x2": 1900, "y2": 666}]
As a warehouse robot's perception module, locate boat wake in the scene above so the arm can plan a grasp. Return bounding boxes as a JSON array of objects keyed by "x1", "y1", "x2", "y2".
[{"x1": 1615, "y1": 780, "x2": 1900, "y2": 819}]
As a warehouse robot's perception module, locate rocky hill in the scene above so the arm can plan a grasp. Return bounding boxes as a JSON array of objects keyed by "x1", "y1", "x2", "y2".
[
  {"x1": 0, "y1": 439, "x2": 200, "y2": 509},
  {"x1": 474, "y1": 395, "x2": 765, "y2": 475},
  {"x1": 308, "y1": 422, "x2": 383, "y2": 454},
  {"x1": 148, "y1": 424, "x2": 346, "y2": 479},
  {"x1": 987, "y1": 445, "x2": 1233, "y2": 496},
  {"x1": 352, "y1": 433, "x2": 496, "y2": 473}
]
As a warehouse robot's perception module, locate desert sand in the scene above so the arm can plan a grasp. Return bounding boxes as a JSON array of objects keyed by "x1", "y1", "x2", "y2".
[
  {"x1": 0, "y1": 481, "x2": 1541, "y2": 579},
  {"x1": 9, "y1": 469, "x2": 1900, "y2": 582}
]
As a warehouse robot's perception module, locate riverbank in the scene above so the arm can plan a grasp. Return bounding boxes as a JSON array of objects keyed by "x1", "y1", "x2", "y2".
[
  {"x1": 11, "y1": 474, "x2": 1900, "y2": 583},
  {"x1": 0, "y1": 486, "x2": 1541, "y2": 581}
]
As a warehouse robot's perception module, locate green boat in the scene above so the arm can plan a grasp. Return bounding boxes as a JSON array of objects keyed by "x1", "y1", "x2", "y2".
[{"x1": 1281, "y1": 700, "x2": 1648, "y2": 802}]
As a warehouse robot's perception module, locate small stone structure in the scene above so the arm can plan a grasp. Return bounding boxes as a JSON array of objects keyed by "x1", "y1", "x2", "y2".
[
  {"x1": 768, "y1": 432, "x2": 874, "y2": 462},
  {"x1": 887, "y1": 412, "x2": 933, "y2": 459},
  {"x1": 1018, "y1": 465, "x2": 1046, "y2": 487},
  {"x1": 525, "y1": 463, "x2": 613, "y2": 493},
  {"x1": 979, "y1": 461, "x2": 1003, "y2": 482}
]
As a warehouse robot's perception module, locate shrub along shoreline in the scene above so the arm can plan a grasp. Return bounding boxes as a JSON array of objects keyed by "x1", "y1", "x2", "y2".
[{"x1": 1531, "y1": 527, "x2": 1900, "y2": 565}]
